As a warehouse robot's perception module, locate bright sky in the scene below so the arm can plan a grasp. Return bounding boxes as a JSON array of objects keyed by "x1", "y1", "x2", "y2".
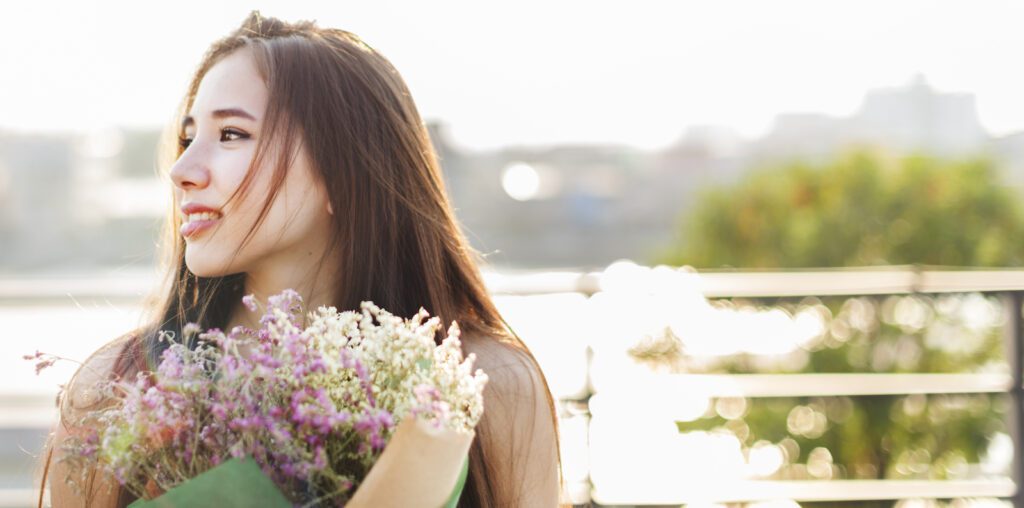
[{"x1": 2, "y1": 0, "x2": 1024, "y2": 151}]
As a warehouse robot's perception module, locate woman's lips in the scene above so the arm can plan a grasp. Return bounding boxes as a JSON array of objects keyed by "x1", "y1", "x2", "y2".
[{"x1": 180, "y1": 217, "x2": 221, "y2": 238}]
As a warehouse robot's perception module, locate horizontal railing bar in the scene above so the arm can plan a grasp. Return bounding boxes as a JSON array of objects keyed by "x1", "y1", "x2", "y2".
[
  {"x1": 0, "y1": 394, "x2": 592, "y2": 429},
  {"x1": 0, "y1": 489, "x2": 46, "y2": 508},
  {"x1": 591, "y1": 478, "x2": 1016, "y2": 504},
  {"x1": 694, "y1": 268, "x2": 1024, "y2": 298},
  {"x1": 1, "y1": 481, "x2": 1014, "y2": 507},
  {"x1": 6, "y1": 373, "x2": 1013, "y2": 428},
  {"x1": 7, "y1": 268, "x2": 1024, "y2": 301},
  {"x1": 591, "y1": 373, "x2": 1014, "y2": 398},
  {"x1": 486, "y1": 267, "x2": 1024, "y2": 297},
  {"x1": 0, "y1": 394, "x2": 56, "y2": 428},
  {"x1": 482, "y1": 270, "x2": 601, "y2": 296},
  {"x1": 0, "y1": 274, "x2": 158, "y2": 304}
]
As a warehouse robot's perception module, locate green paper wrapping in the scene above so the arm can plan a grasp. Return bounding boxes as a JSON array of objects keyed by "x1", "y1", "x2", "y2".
[
  {"x1": 126, "y1": 457, "x2": 290, "y2": 508},
  {"x1": 127, "y1": 453, "x2": 469, "y2": 508},
  {"x1": 443, "y1": 454, "x2": 470, "y2": 508}
]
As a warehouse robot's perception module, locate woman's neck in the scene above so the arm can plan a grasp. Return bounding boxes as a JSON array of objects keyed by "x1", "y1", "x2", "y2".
[{"x1": 225, "y1": 262, "x2": 339, "y2": 333}]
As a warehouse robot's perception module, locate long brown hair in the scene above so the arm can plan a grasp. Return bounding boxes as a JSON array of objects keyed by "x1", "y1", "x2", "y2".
[{"x1": 39, "y1": 11, "x2": 566, "y2": 507}]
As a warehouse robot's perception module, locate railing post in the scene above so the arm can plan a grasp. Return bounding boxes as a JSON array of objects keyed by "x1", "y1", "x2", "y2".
[{"x1": 1004, "y1": 291, "x2": 1024, "y2": 507}]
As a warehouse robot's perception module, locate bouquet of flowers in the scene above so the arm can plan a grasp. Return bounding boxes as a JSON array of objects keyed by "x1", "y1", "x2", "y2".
[{"x1": 35, "y1": 289, "x2": 489, "y2": 507}]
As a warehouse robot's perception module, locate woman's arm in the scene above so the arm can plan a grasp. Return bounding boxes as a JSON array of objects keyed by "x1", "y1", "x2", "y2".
[
  {"x1": 47, "y1": 341, "x2": 127, "y2": 508},
  {"x1": 48, "y1": 422, "x2": 123, "y2": 508}
]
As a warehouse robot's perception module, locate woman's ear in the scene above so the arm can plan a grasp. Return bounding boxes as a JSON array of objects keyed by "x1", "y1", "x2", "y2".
[{"x1": 326, "y1": 201, "x2": 334, "y2": 216}]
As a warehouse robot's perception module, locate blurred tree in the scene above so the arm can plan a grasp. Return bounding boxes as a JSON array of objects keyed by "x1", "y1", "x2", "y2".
[
  {"x1": 658, "y1": 149, "x2": 1024, "y2": 268},
  {"x1": 648, "y1": 149, "x2": 1022, "y2": 506}
]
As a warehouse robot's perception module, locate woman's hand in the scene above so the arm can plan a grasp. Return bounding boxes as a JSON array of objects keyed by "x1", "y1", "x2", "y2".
[
  {"x1": 346, "y1": 417, "x2": 474, "y2": 508},
  {"x1": 144, "y1": 478, "x2": 165, "y2": 499}
]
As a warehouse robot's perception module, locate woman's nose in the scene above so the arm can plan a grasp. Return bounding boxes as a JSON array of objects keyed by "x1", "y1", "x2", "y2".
[{"x1": 169, "y1": 149, "x2": 211, "y2": 190}]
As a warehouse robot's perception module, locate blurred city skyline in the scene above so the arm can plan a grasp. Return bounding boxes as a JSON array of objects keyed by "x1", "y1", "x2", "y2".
[
  {"x1": 4, "y1": 75, "x2": 1024, "y2": 273},
  {"x1": 3, "y1": 0, "x2": 1024, "y2": 151}
]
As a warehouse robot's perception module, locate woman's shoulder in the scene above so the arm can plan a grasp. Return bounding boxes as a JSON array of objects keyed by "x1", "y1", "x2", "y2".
[
  {"x1": 459, "y1": 330, "x2": 551, "y2": 419},
  {"x1": 59, "y1": 329, "x2": 143, "y2": 416},
  {"x1": 458, "y1": 331, "x2": 562, "y2": 505},
  {"x1": 460, "y1": 331, "x2": 538, "y2": 385}
]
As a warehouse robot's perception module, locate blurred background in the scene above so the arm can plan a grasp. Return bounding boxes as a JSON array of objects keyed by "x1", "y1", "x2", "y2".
[{"x1": 4, "y1": 1, "x2": 1024, "y2": 506}]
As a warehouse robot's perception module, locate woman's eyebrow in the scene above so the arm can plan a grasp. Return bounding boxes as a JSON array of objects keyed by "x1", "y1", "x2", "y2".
[{"x1": 181, "y1": 108, "x2": 258, "y2": 130}]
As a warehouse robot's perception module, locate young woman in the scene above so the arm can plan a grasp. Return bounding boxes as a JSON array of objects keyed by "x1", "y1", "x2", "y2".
[{"x1": 41, "y1": 11, "x2": 565, "y2": 507}]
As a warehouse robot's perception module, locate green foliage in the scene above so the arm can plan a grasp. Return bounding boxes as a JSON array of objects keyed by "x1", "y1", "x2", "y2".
[
  {"x1": 670, "y1": 293, "x2": 1008, "y2": 487},
  {"x1": 648, "y1": 151, "x2": 1022, "y2": 505},
  {"x1": 659, "y1": 150, "x2": 1024, "y2": 268}
]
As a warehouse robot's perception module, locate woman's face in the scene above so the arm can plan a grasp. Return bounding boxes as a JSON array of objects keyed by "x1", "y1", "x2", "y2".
[{"x1": 169, "y1": 47, "x2": 332, "y2": 278}]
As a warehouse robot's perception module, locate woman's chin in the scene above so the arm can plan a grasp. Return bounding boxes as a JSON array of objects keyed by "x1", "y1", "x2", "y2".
[
  {"x1": 187, "y1": 266, "x2": 222, "y2": 278},
  {"x1": 184, "y1": 255, "x2": 230, "y2": 279}
]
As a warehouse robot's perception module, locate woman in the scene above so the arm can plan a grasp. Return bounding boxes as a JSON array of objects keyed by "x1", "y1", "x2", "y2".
[{"x1": 41, "y1": 11, "x2": 565, "y2": 507}]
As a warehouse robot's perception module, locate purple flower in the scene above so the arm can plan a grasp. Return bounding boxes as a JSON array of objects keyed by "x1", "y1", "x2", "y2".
[
  {"x1": 312, "y1": 446, "x2": 327, "y2": 469},
  {"x1": 352, "y1": 407, "x2": 395, "y2": 454},
  {"x1": 51, "y1": 288, "x2": 481, "y2": 506},
  {"x1": 33, "y1": 357, "x2": 56, "y2": 375},
  {"x1": 242, "y1": 294, "x2": 258, "y2": 312},
  {"x1": 22, "y1": 350, "x2": 43, "y2": 360}
]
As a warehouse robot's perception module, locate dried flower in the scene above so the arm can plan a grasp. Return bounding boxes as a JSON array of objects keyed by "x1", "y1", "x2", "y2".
[{"x1": 43, "y1": 290, "x2": 488, "y2": 506}]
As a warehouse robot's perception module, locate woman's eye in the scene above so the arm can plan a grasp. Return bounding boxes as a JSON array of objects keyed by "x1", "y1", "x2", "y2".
[
  {"x1": 221, "y1": 128, "x2": 250, "y2": 142},
  {"x1": 177, "y1": 129, "x2": 248, "y2": 150}
]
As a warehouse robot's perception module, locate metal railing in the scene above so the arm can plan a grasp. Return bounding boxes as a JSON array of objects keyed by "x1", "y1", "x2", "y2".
[
  {"x1": 5, "y1": 267, "x2": 1024, "y2": 507},
  {"x1": 580, "y1": 267, "x2": 1024, "y2": 506},
  {"x1": 489, "y1": 266, "x2": 1024, "y2": 506}
]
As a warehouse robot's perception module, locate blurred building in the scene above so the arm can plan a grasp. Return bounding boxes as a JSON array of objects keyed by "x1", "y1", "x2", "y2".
[
  {"x1": 0, "y1": 132, "x2": 76, "y2": 269},
  {"x1": 752, "y1": 74, "x2": 994, "y2": 161},
  {"x1": 0, "y1": 128, "x2": 163, "y2": 273},
  {"x1": 854, "y1": 74, "x2": 989, "y2": 155}
]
